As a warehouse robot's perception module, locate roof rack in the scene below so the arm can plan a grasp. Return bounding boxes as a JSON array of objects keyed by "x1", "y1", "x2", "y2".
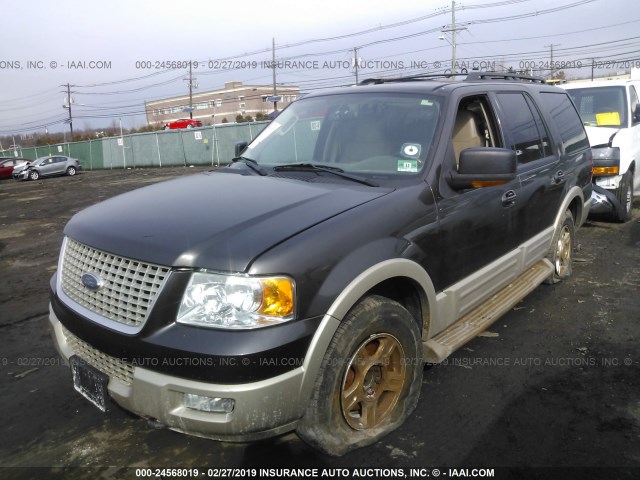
[
  {"x1": 464, "y1": 71, "x2": 547, "y2": 84},
  {"x1": 358, "y1": 72, "x2": 468, "y2": 86},
  {"x1": 358, "y1": 71, "x2": 547, "y2": 86}
]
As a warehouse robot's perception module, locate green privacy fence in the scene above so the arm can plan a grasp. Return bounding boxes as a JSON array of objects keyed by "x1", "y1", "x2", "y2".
[{"x1": 1, "y1": 121, "x2": 269, "y2": 170}]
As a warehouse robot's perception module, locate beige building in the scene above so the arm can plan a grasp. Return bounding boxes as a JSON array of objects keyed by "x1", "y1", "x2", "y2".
[{"x1": 145, "y1": 81, "x2": 300, "y2": 126}]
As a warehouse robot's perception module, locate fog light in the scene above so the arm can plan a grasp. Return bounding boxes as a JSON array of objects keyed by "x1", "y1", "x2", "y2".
[{"x1": 184, "y1": 393, "x2": 235, "y2": 413}]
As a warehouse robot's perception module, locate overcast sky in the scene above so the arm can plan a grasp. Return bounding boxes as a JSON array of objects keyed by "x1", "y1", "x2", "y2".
[{"x1": 1, "y1": 0, "x2": 638, "y2": 135}]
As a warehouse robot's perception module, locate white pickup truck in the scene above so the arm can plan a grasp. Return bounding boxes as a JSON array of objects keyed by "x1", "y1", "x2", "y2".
[{"x1": 563, "y1": 79, "x2": 640, "y2": 222}]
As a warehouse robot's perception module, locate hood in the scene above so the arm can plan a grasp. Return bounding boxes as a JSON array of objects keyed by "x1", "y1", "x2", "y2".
[
  {"x1": 584, "y1": 126, "x2": 620, "y2": 148},
  {"x1": 64, "y1": 171, "x2": 390, "y2": 272},
  {"x1": 12, "y1": 162, "x2": 31, "y2": 174}
]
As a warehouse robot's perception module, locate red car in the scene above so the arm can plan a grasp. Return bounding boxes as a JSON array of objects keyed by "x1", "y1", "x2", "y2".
[
  {"x1": 162, "y1": 118, "x2": 202, "y2": 130},
  {"x1": 0, "y1": 157, "x2": 30, "y2": 179}
]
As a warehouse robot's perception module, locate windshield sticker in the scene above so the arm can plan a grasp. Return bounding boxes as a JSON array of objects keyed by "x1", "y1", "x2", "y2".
[
  {"x1": 420, "y1": 99, "x2": 433, "y2": 106},
  {"x1": 397, "y1": 160, "x2": 418, "y2": 173},
  {"x1": 310, "y1": 120, "x2": 321, "y2": 131},
  {"x1": 595, "y1": 112, "x2": 620, "y2": 126},
  {"x1": 402, "y1": 143, "x2": 421, "y2": 158}
]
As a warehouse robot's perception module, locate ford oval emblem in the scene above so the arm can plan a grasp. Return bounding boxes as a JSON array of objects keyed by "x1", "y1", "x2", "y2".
[{"x1": 81, "y1": 272, "x2": 103, "y2": 291}]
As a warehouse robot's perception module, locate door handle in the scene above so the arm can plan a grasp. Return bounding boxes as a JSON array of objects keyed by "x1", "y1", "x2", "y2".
[
  {"x1": 502, "y1": 189, "x2": 517, "y2": 207},
  {"x1": 552, "y1": 170, "x2": 565, "y2": 185}
]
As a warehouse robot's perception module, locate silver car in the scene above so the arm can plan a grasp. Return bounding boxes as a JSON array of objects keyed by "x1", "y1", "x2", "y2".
[{"x1": 13, "y1": 156, "x2": 82, "y2": 181}]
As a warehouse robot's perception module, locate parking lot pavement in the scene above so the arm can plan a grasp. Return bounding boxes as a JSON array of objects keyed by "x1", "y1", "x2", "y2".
[{"x1": 0, "y1": 168, "x2": 638, "y2": 477}]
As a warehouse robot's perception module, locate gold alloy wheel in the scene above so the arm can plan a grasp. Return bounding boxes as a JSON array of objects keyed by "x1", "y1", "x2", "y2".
[
  {"x1": 341, "y1": 333, "x2": 406, "y2": 430},
  {"x1": 555, "y1": 224, "x2": 572, "y2": 277}
]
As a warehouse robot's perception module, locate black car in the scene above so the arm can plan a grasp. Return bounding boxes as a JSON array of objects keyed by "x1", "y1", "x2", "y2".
[{"x1": 49, "y1": 72, "x2": 592, "y2": 456}]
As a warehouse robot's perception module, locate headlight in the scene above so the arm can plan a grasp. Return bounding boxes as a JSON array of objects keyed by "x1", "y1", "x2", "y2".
[{"x1": 177, "y1": 272, "x2": 295, "y2": 329}]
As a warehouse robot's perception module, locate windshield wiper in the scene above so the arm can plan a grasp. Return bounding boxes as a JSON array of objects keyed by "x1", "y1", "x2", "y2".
[
  {"x1": 273, "y1": 163, "x2": 378, "y2": 187},
  {"x1": 231, "y1": 156, "x2": 268, "y2": 176}
]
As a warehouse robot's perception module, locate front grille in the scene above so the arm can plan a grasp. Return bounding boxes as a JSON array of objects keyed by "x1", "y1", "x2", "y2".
[
  {"x1": 62, "y1": 326, "x2": 134, "y2": 385},
  {"x1": 61, "y1": 238, "x2": 170, "y2": 329}
]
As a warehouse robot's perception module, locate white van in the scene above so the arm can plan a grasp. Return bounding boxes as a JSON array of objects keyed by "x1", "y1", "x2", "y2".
[{"x1": 563, "y1": 79, "x2": 640, "y2": 222}]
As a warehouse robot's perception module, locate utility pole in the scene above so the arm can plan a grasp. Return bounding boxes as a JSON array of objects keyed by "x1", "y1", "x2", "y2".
[
  {"x1": 184, "y1": 62, "x2": 197, "y2": 119},
  {"x1": 353, "y1": 47, "x2": 360, "y2": 84},
  {"x1": 591, "y1": 58, "x2": 595, "y2": 81},
  {"x1": 545, "y1": 43, "x2": 560, "y2": 79},
  {"x1": 441, "y1": 1, "x2": 466, "y2": 75},
  {"x1": 62, "y1": 83, "x2": 74, "y2": 140},
  {"x1": 452, "y1": 1, "x2": 457, "y2": 74},
  {"x1": 272, "y1": 37, "x2": 278, "y2": 113}
]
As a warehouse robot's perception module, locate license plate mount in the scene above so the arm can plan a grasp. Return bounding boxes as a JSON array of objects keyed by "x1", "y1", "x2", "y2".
[{"x1": 70, "y1": 355, "x2": 109, "y2": 412}]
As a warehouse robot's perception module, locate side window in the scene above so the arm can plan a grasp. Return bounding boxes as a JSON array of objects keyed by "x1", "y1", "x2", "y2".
[
  {"x1": 524, "y1": 95, "x2": 552, "y2": 158},
  {"x1": 630, "y1": 86, "x2": 640, "y2": 126},
  {"x1": 496, "y1": 93, "x2": 546, "y2": 164},
  {"x1": 540, "y1": 92, "x2": 589, "y2": 155},
  {"x1": 451, "y1": 95, "x2": 500, "y2": 166}
]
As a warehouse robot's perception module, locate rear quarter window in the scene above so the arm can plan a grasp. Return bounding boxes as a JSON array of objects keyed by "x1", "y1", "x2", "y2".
[{"x1": 540, "y1": 92, "x2": 589, "y2": 155}]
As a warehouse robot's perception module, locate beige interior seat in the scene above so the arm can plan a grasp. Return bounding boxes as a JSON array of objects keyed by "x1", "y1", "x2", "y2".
[{"x1": 452, "y1": 110, "x2": 483, "y2": 165}]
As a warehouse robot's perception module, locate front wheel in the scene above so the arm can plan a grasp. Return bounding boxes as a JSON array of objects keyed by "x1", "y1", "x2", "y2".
[
  {"x1": 612, "y1": 171, "x2": 633, "y2": 222},
  {"x1": 296, "y1": 295, "x2": 423, "y2": 456},
  {"x1": 66, "y1": 166, "x2": 76, "y2": 176},
  {"x1": 544, "y1": 209, "x2": 575, "y2": 284},
  {"x1": 29, "y1": 169, "x2": 39, "y2": 181}
]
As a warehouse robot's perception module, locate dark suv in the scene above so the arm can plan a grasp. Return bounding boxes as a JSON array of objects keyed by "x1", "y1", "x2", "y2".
[{"x1": 50, "y1": 72, "x2": 592, "y2": 456}]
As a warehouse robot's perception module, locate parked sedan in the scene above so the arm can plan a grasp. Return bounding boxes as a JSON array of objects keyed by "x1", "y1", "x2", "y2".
[
  {"x1": 13, "y1": 156, "x2": 81, "y2": 181},
  {"x1": 162, "y1": 118, "x2": 202, "y2": 129},
  {"x1": 0, "y1": 157, "x2": 31, "y2": 179}
]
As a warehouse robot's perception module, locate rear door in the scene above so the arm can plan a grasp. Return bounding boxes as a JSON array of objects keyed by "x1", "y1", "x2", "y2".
[
  {"x1": 493, "y1": 90, "x2": 563, "y2": 243},
  {"x1": 52, "y1": 157, "x2": 67, "y2": 175},
  {"x1": 538, "y1": 90, "x2": 592, "y2": 211}
]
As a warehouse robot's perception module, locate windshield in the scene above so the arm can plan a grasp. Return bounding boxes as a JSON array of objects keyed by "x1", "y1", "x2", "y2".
[
  {"x1": 244, "y1": 92, "x2": 442, "y2": 177},
  {"x1": 566, "y1": 86, "x2": 628, "y2": 128}
]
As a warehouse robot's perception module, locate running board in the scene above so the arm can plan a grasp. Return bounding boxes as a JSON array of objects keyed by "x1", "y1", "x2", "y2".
[{"x1": 423, "y1": 259, "x2": 554, "y2": 363}]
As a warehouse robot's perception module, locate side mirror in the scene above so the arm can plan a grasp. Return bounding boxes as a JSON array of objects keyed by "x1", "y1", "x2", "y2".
[
  {"x1": 234, "y1": 141, "x2": 248, "y2": 157},
  {"x1": 447, "y1": 147, "x2": 517, "y2": 189}
]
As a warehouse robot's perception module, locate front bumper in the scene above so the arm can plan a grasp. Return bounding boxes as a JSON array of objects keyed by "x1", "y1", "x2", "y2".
[
  {"x1": 590, "y1": 184, "x2": 620, "y2": 216},
  {"x1": 49, "y1": 304, "x2": 314, "y2": 441}
]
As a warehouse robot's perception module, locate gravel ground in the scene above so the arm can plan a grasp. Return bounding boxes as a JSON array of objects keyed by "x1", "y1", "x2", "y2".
[{"x1": 0, "y1": 167, "x2": 638, "y2": 480}]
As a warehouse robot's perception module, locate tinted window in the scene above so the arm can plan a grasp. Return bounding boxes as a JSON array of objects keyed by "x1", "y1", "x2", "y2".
[
  {"x1": 525, "y1": 95, "x2": 551, "y2": 157},
  {"x1": 540, "y1": 92, "x2": 589, "y2": 155},
  {"x1": 497, "y1": 93, "x2": 545, "y2": 164}
]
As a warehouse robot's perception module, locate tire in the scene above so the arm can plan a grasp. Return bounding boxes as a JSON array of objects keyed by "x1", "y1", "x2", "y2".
[
  {"x1": 66, "y1": 166, "x2": 76, "y2": 176},
  {"x1": 544, "y1": 209, "x2": 575, "y2": 284},
  {"x1": 296, "y1": 295, "x2": 423, "y2": 456},
  {"x1": 29, "y1": 170, "x2": 39, "y2": 181},
  {"x1": 186, "y1": 124, "x2": 193, "y2": 129},
  {"x1": 612, "y1": 171, "x2": 633, "y2": 223}
]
